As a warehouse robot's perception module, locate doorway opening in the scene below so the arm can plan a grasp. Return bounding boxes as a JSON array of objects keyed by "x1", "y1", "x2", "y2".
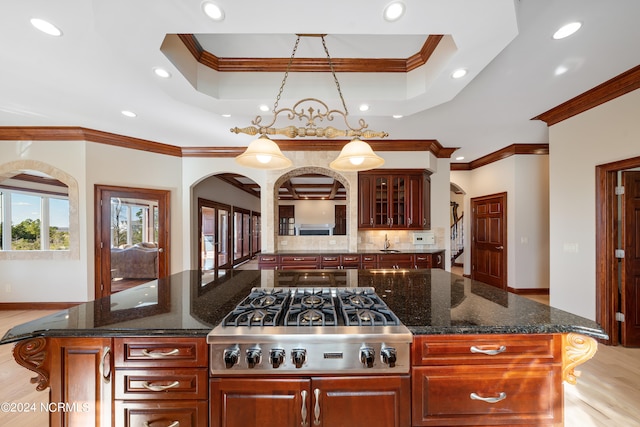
[
  {"x1": 95, "y1": 185, "x2": 170, "y2": 297},
  {"x1": 450, "y1": 182, "x2": 466, "y2": 276},
  {"x1": 470, "y1": 192, "x2": 507, "y2": 290},
  {"x1": 596, "y1": 156, "x2": 640, "y2": 347}
]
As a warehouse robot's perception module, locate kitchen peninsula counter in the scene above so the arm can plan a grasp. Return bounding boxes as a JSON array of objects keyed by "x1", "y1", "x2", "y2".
[
  {"x1": 1, "y1": 269, "x2": 606, "y2": 343},
  {"x1": 1, "y1": 269, "x2": 606, "y2": 427}
]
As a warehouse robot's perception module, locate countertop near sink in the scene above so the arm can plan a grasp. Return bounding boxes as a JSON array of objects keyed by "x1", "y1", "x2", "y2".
[
  {"x1": 0, "y1": 269, "x2": 607, "y2": 344},
  {"x1": 262, "y1": 249, "x2": 445, "y2": 254}
]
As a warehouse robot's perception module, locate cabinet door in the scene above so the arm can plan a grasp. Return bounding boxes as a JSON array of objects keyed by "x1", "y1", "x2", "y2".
[
  {"x1": 374, "y1": 175, "x2": 390, "y2": 227},
  {"x1": 390, "y1": 175, "x2": 407, "y2": 227},
  {"x1": 311, "y1": 376, "x2": 411, "y2": 427},
  {"x1": 411, "y1": 365, "x2": 562, "y2": 426},
  {"x1": 423, "y1": 173, "x2": 431, "y2": 229},
  {"x1": 210, "y1": 378, "x2": 309, "y2": 427},
  {"x1": 358, "y1": 174, "x2": 375, "y2": 228},
  {"x1": 407, "y1": 174, "x2": 423, "y2": 228},
  {"x1": 48, "y1": 337, "x2": 112, "y2": 427}
]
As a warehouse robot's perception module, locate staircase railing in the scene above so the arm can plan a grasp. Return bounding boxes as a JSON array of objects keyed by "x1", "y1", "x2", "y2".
[{"x1": 450, "y1": 214, "x2": 464, "y2": 263}]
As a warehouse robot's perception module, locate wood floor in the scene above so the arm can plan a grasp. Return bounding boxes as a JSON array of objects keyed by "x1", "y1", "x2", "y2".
[{"x1": 1, "y1": 309, "x2": 639, "y2": 426}]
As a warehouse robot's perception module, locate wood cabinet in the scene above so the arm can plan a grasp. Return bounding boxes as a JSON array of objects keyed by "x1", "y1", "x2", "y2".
[
  {"x1": 411, "y1": 334, "x2": 563, "y2": 426},
  {"x1": 259, "y1": 252, "x2": 446, "y2": 270},
  {"x1": 210, "y1": 375, "x2": 410, "y2": 427},
  {"x1": 113, "y1": 337, "x2": 209, "y2": 427},
  {"x1": 378, "y1": 253, "x2": 415, "y2": 269},
  {"x1": 279, "y1": 255, "x2": 320, "y2": 269},
  {"x1": 414, "y1": 252, "x2": 443, "y2": 269},
  {"x1": 358, "y1": 169, "x2": 431, "y2": 230},
  {"x1": 47, "y1": 337, "x2": 113, "y2": 427}
]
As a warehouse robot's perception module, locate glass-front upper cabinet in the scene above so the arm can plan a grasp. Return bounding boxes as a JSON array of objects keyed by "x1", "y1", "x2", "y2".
[{"x1": 358, "y1": 169, "x2": 431, "y2": 230}]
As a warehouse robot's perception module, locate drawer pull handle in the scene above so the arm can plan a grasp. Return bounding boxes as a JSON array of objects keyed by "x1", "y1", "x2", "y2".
[
  {"x1": 142, "y1": 380, "x2": 180, "y2": 391},
  {"x1": 301, "y1": 390, "x2": 308, "y2": 427},
  {"x1": 141, "y1": 348, "x2": 180, "y2": 358},
  {"x1": 99, "y1": 346, "x2": 111, "y2": 383},
  {"x1": 293, "y1": 257, "x2": 304, "y2": 261},
  {"x1": 470, "y1": 345, "x2": 507, "y2": 355},
  {"x1": 313, "y1": 388, "x2": 321, "y2": 425},
  {"x1": 144, "y1": 421, "x2": 179, "y2": 427},
  {"x1": 470, "y1": 392, "x2": 507, "y2": 403}
]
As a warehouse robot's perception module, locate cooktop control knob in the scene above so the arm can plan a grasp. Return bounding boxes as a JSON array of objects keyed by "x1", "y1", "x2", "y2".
[
  {"x1": 270, "y1": 348, "x2": 286, "y2": 368},
  {"x1": 380, "y1": 347, "x2": 397, "y2": 367},
  {"x1": 360, "y1": 347, "x2": 375, "y2": 368},
  {"x1": 223, "y1": 348, "x2": 240, "y2": 369},
  {"x1": 246, "y1": 348, "x2": 262, "y2": 368},
  {"x1": 291, "y1": 348, "x2": 307, "y2": 368}
]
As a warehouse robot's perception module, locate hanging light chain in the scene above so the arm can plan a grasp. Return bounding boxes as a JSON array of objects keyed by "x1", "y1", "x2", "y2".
[
  {"x1": 273, "y1": 35, "x2": 301, "y2": 113},
  {"x1": 321, "y1": 35, "x2": 349, "y2": 116}
]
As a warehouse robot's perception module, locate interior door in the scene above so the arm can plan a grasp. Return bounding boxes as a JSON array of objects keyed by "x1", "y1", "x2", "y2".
[
  {"x1": 622, "y1": 171, "x2": 640, "y2": 347},
  {"x1": 251, "y1": 212, "x2": 261, "y2": 256},
  {"x1": 198, "y1": 198, "x2": 231, "y2": 273},
  {"x1": 471, "y1": 192, "x2": 507, "y2": 289},
  {"x1": 95, "y1": 185, "x2": 170, "y2": 297}
]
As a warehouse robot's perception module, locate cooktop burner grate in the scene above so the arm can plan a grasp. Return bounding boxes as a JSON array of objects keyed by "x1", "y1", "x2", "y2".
[{"x1": 221, "y1": 287, "x2": 401, "y2": 327}]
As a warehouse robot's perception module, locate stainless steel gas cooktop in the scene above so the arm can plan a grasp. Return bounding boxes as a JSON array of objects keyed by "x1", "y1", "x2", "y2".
[{"x1": 207, "y1": 287, "x2": 412, "y2": 375}]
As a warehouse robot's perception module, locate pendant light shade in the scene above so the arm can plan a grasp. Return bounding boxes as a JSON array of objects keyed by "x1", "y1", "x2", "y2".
[
  {"x1": 234, "y1": 135, "x2": 292, "y2": 169},
  {"x1": 329, "y1": 138, "x2": 385, "y2": 171}
]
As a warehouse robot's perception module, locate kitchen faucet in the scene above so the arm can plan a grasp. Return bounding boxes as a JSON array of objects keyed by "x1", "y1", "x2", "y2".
[{"x1": 384, "y1": 234, "x2": 390, "y2": 250}]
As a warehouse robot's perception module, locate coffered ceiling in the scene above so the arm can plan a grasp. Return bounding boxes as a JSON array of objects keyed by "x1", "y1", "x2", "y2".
[{"x1": 1, "y1": 1, "x2": 639, "y2": 164}]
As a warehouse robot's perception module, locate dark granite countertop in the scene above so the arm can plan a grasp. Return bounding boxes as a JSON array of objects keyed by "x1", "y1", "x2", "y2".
[
  {"x1": 0, "y1": 269, "x2": 607, "y2": 344},
  {"x1": 262, "y1": 249, "x2": 445, "y2": 255}
]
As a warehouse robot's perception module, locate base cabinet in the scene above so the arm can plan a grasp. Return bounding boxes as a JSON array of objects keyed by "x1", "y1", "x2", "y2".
[
  {"x1": 411, "y1": 334, "x2": 563, "y2": 427},
  {"x1": 47, "y1": 337, "x2": 113, "y2": 427},
  {"x1": 113, "y1": 337, "x2": 208, "y2": 427},
  {"x1": 210, "y1": 376, "x2": 411, "y2": 427}
]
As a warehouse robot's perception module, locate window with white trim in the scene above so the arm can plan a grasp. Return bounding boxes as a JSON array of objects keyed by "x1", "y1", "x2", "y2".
[{"x1": 0, "y1": 173, "x2": 69, "y2": 251}]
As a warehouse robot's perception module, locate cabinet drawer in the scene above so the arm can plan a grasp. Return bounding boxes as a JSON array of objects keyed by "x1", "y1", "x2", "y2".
[
  {"x1": 413, "y1": 334, "x2": 560, "y2": 366},
  {"x1": 258, "y1": 255, "x2": 278, "y2": 264},
  {"x1": 114, "y1": 337, "x2": 208, "y2": 368},
  {"x1": 341, "y1": 255, "x2": 361, "y2": 268},
  {"x1": 321, "y1": 256, "x2": 341, "y2": 268},
  {"x1": 115, "y1": 368, "x2": 208, "y2": 400},
  {"x1": 280, "y1": 256, "x2": 320, "y2": 263},
  {"x1": 115, "y1": 400, "x2": 208, "y2": 427},
  {"x1": 412, "y1": 365, "x2": 562, "y2": 426},
  {"x1": 414, "y1": 254, "x2": 433, "y2": 268}
]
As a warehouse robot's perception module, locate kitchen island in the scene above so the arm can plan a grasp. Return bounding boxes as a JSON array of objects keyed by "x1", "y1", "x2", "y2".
[{"x1": 1, "y1": 269, "x2": 606, "y2": 426}]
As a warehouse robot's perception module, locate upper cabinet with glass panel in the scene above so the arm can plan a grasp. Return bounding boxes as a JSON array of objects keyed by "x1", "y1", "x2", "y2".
[{"x1": 0, "y1": 170, "x2": 70, "y2": 251}]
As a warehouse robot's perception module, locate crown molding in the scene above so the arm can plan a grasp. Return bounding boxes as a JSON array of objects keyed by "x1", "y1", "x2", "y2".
[
  {"x1": 451, "y1": 144, "x2": 549, "y2": 171},
  {"x1": 0, "y1": 126, "x2": 182, "y2": 157},
  {"x1": 0, "y1": 127, "x2": 455, "y2": 158},
  {"x1": 182, "y1": 139, "x2": 457, "y2": 158},
  {"x1": 532, "y1": 65, "x2": 640, "y2": 126},
  {"x1": 177, "y1": 34, "x2": 444, "y2": 73}
]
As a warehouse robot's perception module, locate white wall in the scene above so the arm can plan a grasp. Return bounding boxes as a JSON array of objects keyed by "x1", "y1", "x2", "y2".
[
  {"x1": 549, "y1": 89, "x2": 640, "y2": 320},
  {"x1": 0, "y1": 140, "x2": 87, "y2": 303},
  {"x1": 450, "y1": 154, "x2": 549, "y2": 290}
]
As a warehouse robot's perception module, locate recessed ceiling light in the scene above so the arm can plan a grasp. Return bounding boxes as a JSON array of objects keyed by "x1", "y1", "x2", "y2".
[
  {"x1": 392, "y1": 114, "x2": 403, "y2": 119},
  {"x1": 455, "y1": 156, "x2": 465, "y2": 161},
  {"x1": 259, "y1": 105, "x2": 270, "y2": 112},
  {"x1": 202, "y1": 1, "x2": 225, "y2": 21},
  {"x1": 553, "y1": 22, "x2": 582, "y2": 40},
  {"x1": 30, "y1": 18, "x2": 62, "y2": 36},
  {"x1": 451, "y1": 68, "x2": 467, "y2": 79},
  {"x1": 554, "y1": 65, "x2": 569, "y2": 76},
  {"x1": 221, "y1": 114, "x2": 231, "y2": 118},
  {"x1": 359, "y1": 104, "x2": 370, "y2": 112},
  {"x1": 121, "y1": 110, "x2": 137, "y2": 118},
  {"x1": 153, "y1": 67, "x2": 171, "y2": 78},
  {"x1": 383, "y1": 1, "x2": 406, "y2": 22}
]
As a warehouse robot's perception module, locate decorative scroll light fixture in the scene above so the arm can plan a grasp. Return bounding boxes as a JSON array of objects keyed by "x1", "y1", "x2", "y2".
[{"x1": 232, "y1": 35, "x2": 387, "y2": 171}]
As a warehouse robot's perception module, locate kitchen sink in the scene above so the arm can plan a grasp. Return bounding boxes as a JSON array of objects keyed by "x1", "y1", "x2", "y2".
[{"x1": 380, "y1": 249, "x2": 401, "y2": 253}]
